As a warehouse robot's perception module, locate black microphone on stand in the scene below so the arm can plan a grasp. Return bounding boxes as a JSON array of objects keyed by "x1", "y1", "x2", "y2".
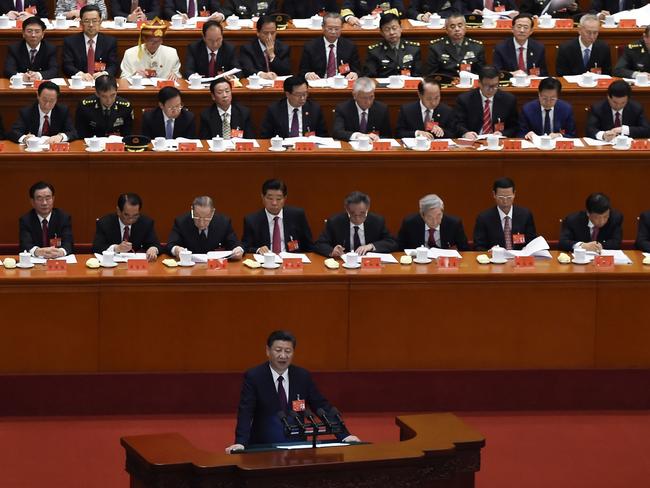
[
  {"x1": 304, "y1": 408, "x2": 318, "y2": 435},
  {"x1": 316, "y1": 408, "x2": 333, "y2": 430},
  {"x1": 278, "y1": 411, "x2": 293, "y2": 434},
  {"x1": 329, "y1": 407, "x2": 346, "y2": 427},
  {"x1": 288, "y1": 410, "x2": 306, "y2": 434}
]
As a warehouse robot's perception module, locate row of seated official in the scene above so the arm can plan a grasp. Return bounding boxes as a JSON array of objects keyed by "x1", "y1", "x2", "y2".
[{"x1": 18, "y1": 177, "x2": 650, "y2": 262}]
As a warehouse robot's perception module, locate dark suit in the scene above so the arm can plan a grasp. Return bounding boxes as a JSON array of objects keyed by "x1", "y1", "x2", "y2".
[
  {"x1": 241, "y1": 207, "x2": 314, "y2": 253},
  {"x1": 163, "y1": 0, "x2": 222, "y2": 19},
  {"x1": 4, "y1": 40, "x2": 58, "y2": 79},
  {"x1": 260, "y1": 99, "x2": 327, "y2": 138},
  {"x1": 519, "y1": 99, "x2": 577, "y2": 137},
  {"x1": 462, "y1": 0, "x2": 517, "y2": 12},
  {"x1": 586, "y1": 99, "x2": 650, "y2": 139},
  {"x1": 473, "y1": 206, "x2": 537, "y2": 251},
  {"x1": 141, "y1": 108, "x2": 196, "y2": 139},
  {"x1": 111, "y1": 0, "x2": 161, "y2": 19},
  {"x1": 222, "y1": 0, "x2": 277, "y2": 17},
  {"x1": 9, "y1": 103, "x2": 77, "y2": 142},
  {"x1": 166, "y1": 211, "x2": 241, "y2": 255},
  {"x1": 407, "y1": 0, "x2": 463, "y2": 18},
  {"x1": 395, "y1": 100, "x2": 458, "y2": 139},
  {"x1": 519, "y1": 0, "x2": 580, "y2": 17},
  {"x1": 183, "y1": 39, "x2": 239, "y2": 79},
  {"x1": 341, "y1": 0, "x2": 405, "y2": 17},
  {"x1": 556, "y1": 39, "x2": 612, "y2": 76},
  {"x1": 299, "y1": 36, "x2": 361, "y2": 78},
  {"x1": 239, "y1": 39, "x2": 291, "y2": 77},
  {"x1": 635, "y1": 210, "x2": 650, "y2": 252},
  {"x1": 199, "y1": 103, "x2": 255, "y2": 139},
  {"x1": 456, "y1": 89, "x2": 519, "y2": 137},
  {"x1": 397, "y1": 213, "x2": 470, "y2": 251},
  {"x1": 332, "y1": 99, "x2": 392, "y2": 141},
  {"x1": 559, "y1": 210, "x2": 623, "y2": 251},
  {"x1": 492, "y1": 37, "x2": 548, "y2": 76},
  {"x1": 234, "y1": 363, "x2": 343, "y2": 447},
  {"x1": 91, "y1": 213, "x2": 161, "y2": 253},
  {"x1": 314, "y1": 212, "x2": 398, "y2": 256},
  {"x1": 62, "y1": 33, "x2": 118, "y2": 77},
  {"x1": 0, "y1": 0, "x2": 47, "y2": 17},
  {"x1": 590, "y1": 0, "x2": 645, "y2": 13},
  {"x1": 19, "y1": 208, "x2": 73, "y2": 254},
  {"x1": 283, "y1": 0, "x2": 338, "y2": 17}
]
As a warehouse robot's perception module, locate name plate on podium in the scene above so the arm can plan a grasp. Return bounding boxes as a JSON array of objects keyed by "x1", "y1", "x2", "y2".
[
  {"x1": 47, "y1": 260, "x2": 67, "y2": 271},
  {"x1": 373, "y1": 141, "x2": 390, "y2": 151},
  {"x1": 556, "y1": 140, "x2": 574, "y2": 150},
  {"x1": 503, "y1": 139, "x2": 521, "y2": 150},
  {"x1": 51, "y1": 142, "x2": 70, "y2": 152},
  {"x1": 208, "y1": 258, "x2": 227, "y2": 269},
  {"x1": 361, "y1": 257, "x2": 381, "y2": 268},
  {"x1": 295, "y1": 142, "x2": 315, "y2": 151},
  {"x1": 105, "y1": 142, "x2": 125, "y2": 152},
  {"x1": 127, "y1": 259, "x2": 147, "y2": 270},
  {"x1": 515, "y1": 256, "x2": 535, "y2": 268},
  {"x1": 594, "y1": 255, "x2": 614, "y2": 267},
  {"x1": 236, "y1": 142, "x2": 254, "y2": 151},
  {"x1": 438, "y1": 256, "x2": 459, "y2": 268},
  {"x1": 283, "y1": 257, "x2": 303, "y2": 269},
  {"x1": 178, "y1": 143, "x2": 197, "y2": 152}
]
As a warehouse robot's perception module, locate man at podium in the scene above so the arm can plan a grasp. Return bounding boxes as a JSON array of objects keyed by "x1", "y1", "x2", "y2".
[{"x1": 225, "y1": 330, "x2": 360, "y2": 453}]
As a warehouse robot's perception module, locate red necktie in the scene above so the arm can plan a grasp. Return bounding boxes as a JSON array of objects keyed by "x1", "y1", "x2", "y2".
[
  {"x1": 277, "y1": 376, "x2": 288, "y2": 411},
  {"x1": 272, "y1": 216, "x2": 281, "y2": 253},
  {"x1": 123, "y1": 225, "x2": 130, "y2": 242},
  {"x1": 87, "y1": 39, "x2": 95, "y2": 75},
  {"x1": 427, "y1": 228, "x2": 436, "y2": 248},
  {"x1": 41, "y1": 114, "x2": 50, "y2": 136},
  {"x1": 481, "y1": 99, "x2": 492, "y2": 134},
  {"x1": 326, "y1": 43, "x2": 336, "y2": 77},
  {"x1": 359, "y1": 111, "x2": 367, "y2": 133},
  {"x1": 289, "y1": 108, "x2": 299, "y2": 137},
  {"x1": 486, "y1": 0, "x2": 494, "y2": 9},
  {"x1": 503, "y1": 216, "x2": 512, "y2": 250},
  {"x1": 264, "y1": 51, "x2": 271, "y2": 72},
  {"x1": 591, "y1": 226, "x2": 599, "y2": 241},
  {"x1": 187, "y1": 0, "x2": 196, "y2": 17},
  {"x1": 614, "y1": 112, "x2": 621, "y2": 128},
  {"x1": 42, "y1": 218, "x2": 49, "y2": 247},
  {"x1": 208, "y1": 52, "x2": 216, "y2": 77},
  {"x1": 517, "y1": 47, "x2": 525, "y2": 71}
]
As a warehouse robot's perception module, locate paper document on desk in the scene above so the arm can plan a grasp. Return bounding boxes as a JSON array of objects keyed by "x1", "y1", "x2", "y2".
[
  {"x1": 601, "y1": 250, "x2": 633, "y2": 264},
  {"x1": 613, "y1": 4, "x2": 650, "y2": 24},
  {"x1": 283, "y1": 136, "x2": 341, "y2": 148},
  {"x1": 191, "y1": 251, "x2": 233, "y2": 262},
  {"x1": 166, "y1": 138, "x2": 204, "y2": 149},
  {"x1": 253, "y1": 253, "x2": 282, "y2": 264},
  {"x1": 563, "y1": 74, "x2": 611, "y2": 84},
  {"x1": 482, "y1": 8, "x2": 517, "y2": 17},
  {"x1": 428, "y1": 248, "x2": 463, "y2": 259},
  {"x1": 31, "y1": 255, "x2": 78, "y2": 264},
  {"x1": 582, "y1": 137, "x2": 612, "y2": 146},
  {"x1": 279, "y1": 252, "x2": 311, "y2": 263},
  {"x1": 402, "y1": 138, "x2": 456, "y2": 149},
  {"x1": 504, "y1": 236, "x2": 552, "y2": 258},
  {"x1": 365, "y1": 252, "x2": 399, "y2": 263},
  {"x1": 195, "y1": 68, "x2": 241, "y2": 84},
  {"x1": 94, "y1": 252, "x2": 146, "y2": 262}
]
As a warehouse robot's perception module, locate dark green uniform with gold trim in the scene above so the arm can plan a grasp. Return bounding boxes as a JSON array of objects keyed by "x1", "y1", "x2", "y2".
[
  {"x1": 426, "y1": 36, "x2": 485, "y2": 78},
  {"x1": 363, "y1": 39, "x2": 421, "y2": 77},
  {"x1": 614, "y1": 40, "x2": 650, "y2": 79},
  {"x1": 75, "y1": 95, "x2": 134, "y2": 138}
]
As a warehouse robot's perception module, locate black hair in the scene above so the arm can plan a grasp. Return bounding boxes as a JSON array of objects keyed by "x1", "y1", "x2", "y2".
[
  {"x1": 262, "y1": 179, "x2": 287, "y2": 196},
  {"x1": 29, "y1": 181, "x2": 54, "y2": 199},
  {"x1": 95, "y1": 74, "x2": 118, "y2": 93},
  {"x1": 37, "y1": 80, "x2": 59, "y2": 95},
  {"x1": 158, "y1": 86, "x2": 181, "y2": 104},
  {"x1": 586, "y1": 192, "x2": 610, "y2": 214},
  {"x1": 267, "y1": 330, "x2": 296, "y2": 348},
  {"x1": 493, "y1": 177, "x2": 515, "y2": 192},
  {"x1": 117, "y1": 193, "x2": 143, "y2": 211},
  {"x1": 283, "y1": 74, "x2": 307, "y2": 94},
  {"x1": 538, "y1": 77, "x2": 561, "y2": 94}
]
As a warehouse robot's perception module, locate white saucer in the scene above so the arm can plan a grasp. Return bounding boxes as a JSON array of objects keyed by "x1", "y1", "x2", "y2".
[
  {"x1": 178, "y1": 261, "x2": 195, "y2": 267},
  {"x1": 152, "y1": 147, "x2": 170, "y2": 152},
  {"x1": 262, "y1": 262, "x2": 281, "y2": 269},
  {"x1": 209, "y1": 147, "x2": 227, "y2": 152},
  {"x1": 187, "y1": 85, "x2": 206, "y2": 90},
  {"x1": 246, "y1": 85, "x2": 264, "y2": 90},
  {"x1": 511, "y1": 81, "x2": 531, "y2": 88},
  {"x1": 170, "y1": 26, "x2": 185, "y2": 30},
  {"x1": 387, "y1": 83, "x2": 404, "y2": 89},
  {"x1": 577, "y1": 82, "x2": 598, "y2": 88},
  {"x1": 481, "y1": 24, "x2": 497, "y2": 29},
  {"x1": 16, "y1": 262, "x2": 34, "y2": 269},
  {"x1": 413, "y1": 258, "x2": 432, "y2": 264},
  {"x1": 427, "y1": 25, "x2": 444, "y2": 30},
  {"x1": 538, "y1": 23, "x2": 554, "y2": 29},
  {"x1": 352, "y1": 145, "x2": 373, "y2": 152},
  {"x1": 331, "y1": 84, "x2": 348, "y2": 89},
  {"x1": 360, "y1": 25, "x2": 376, "y2": 30},
  {"x1": 602, "y1": 24, "x2": 618, "y2": 28},
  {"x1": 456, "y1": 83, "x2": 473, "y2": 89},
  {"x1": 412, "y1": 145, "x2": 431, "y2": 151},
  {"x1": 100, "y1": 262, "x2": 118, "y2": 268},
  {"x1": 342, "y1": 262, "x2": 361, "y2": 269},
  {"x1": 25, "y1": 147, "x2": 44, "y2": 152},
  {"x1": 538, "y1": 145, "x2": 556, "y2": 151},
  {"x1": 485, "y1": 145, "x2": 504, "y2": 151},
  {"x1": 489, "y1": 258, "x2": 508, "y2": 264},
  {"x1": 129, "y1": 85, "x2": 146, "y2": 90},
  {"x1": 69, "y1": 85, "x2": 86, "y2": 90},
  {"x1": 268, "y1": 146, "x2": 286, "y2": 152},
  {"x1": 225, "y1": 25, "x2": 242, "y2": 30},
  {"x1": 571, "y1": 258, "x2": 590, "y2": 265},
  {"x1": 612, "y1": 144, "x2": 631, "y2": 150},
  {"x1": 635, "y1": 81, "x2": 650, "y2": 87},
  {"x1": 85, "y1": 147, "x2": 103, "y2": 152}
]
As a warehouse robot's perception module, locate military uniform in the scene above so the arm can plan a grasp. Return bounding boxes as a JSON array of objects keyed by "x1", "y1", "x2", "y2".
[
  {"x1": 75, "y1": 95, "x2": 134, "y2": 138},
  {"x1": 426, "y1": 36, "x2": 485, "y2": 78},
  {"x1": 363, "y1": 39, "x2": 422, "y2": 78},
  {"x1": 614, "y1": 41, "x2": 650, "y2": 79},
  {"x1": 341, "y1": 0, "x2": 403, "y2": 19}
]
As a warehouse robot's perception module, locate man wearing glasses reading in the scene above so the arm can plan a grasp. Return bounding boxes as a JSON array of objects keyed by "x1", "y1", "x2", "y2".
[
  {"x1": 167, "y1": 196, "x2": 244, "y2": 259},
  {"x1": 142, "y1": 86, "x2": 195, "y2": 139},
  {"x1": 519, "y1": 77, "x2": 576, "y2": 139}
]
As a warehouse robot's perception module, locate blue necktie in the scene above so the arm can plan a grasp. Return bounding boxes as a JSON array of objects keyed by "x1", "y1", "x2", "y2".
[
  {"x1": 165, "y1": 119, "x2": 173, "y2": 139},
  {"x1": 543, "y1": 109, "x2": 551, "y2": 134},
  {"x1": 583, "y1": 48, "x2": 591, "y2": 69}
]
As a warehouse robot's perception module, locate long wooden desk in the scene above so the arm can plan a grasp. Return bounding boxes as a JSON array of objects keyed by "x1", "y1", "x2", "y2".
[{"x1": 120, "y1": 413, "x2": 485, "y2": 488}]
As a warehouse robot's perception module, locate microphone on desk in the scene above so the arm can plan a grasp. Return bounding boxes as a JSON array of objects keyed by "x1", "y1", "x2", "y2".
[
  {"x1": 329, "y1": 407, "x2": 346, "y2": 427},
  {"x1": 316, "y1": 408, "x2": 333, "y2": 429},
  {"x1": 304, "y1": 408, "x2": 318, "y2": 433},
  {"x1": 278, "y1": 411, "x2": 293, "y2": 433},
  {"x1": 288, "y1": 410, "x2": 306, "y2": 433}
]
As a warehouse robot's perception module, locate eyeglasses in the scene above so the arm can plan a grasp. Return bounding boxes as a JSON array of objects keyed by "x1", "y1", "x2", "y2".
[
  {"x1": 81, "y1": 19, "x2": 101, "y2": 25},
  {"x1": 191, "y1": 208, "x2": 214, "y2": 223},
  {"x1": 495, "y1": 195, "x2": 514, "y2": 201},
  {"x1": 539, "y1": 96, "x2": 558, "y2": 103},
  {"x1": 166, "y1": 104, "x2": 184, "y2": 112}
]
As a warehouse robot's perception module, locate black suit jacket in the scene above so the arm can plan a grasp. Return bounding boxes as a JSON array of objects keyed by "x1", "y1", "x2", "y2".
[
  {"x1": 492, "y1": 37, "x2": 548, "y2": 76},
  {"x1": 462, "y1": 0, "x2": 517, "y2": 11},
  {"x1": 112, "y1": 0, "x2": 161, "y2": 19},
  {"x1": 241, "y1": 206, "x2": 314, "y2": 253},
  {"x1": 635, "y1": 210, "x2": 650, "y2": 252},
  {"x1": 183, "y1": 39, "x2": 239, "y2": 79},
  {"x1": 559, "y1": 209, "x2": 623, "y2": 251},
  {"x1": 586, "y1": 99, "x2": 650, "y2": 139},
  {"x1": 314, "y1": 211, "x2": 398, "y2": 256},
  {"x1": 260, "y1": 99, "x2": 327, "y2": 138},
  {"x1": 4, "y1": 40, "x2": 58, "y2": 79},
  {"x1": 239, "y1": 39, "x2": 291, "y2": 77},
  {"x1": 62, "y1": 33, "x2": 118, "y2": 77},
  {"x1": 395, "y1": 101, "x2": 458, "y2": 138},
  {"x1": 9, "y1": 103, "x2": 77, "y2": 142},
  {"x1": 91, "y1": 213, "x2": 161, "y2": 253},
  {"x1": 199, "y1": 102, "x2": 255, "y2": 139},
  {"x1": 556, "y1": 39, "x2": 612, "y2": 76},
  {"x1": 283, "y1": 0, "x2": 338, "y2": 17},
  {"x1": 141, "y1": 107, "x2": 196, "y2": 139},
  {"x1": 163, "y1": 0, "x2": 222, "y2": 19},
  {"x1": 0, "y1": 0, "x2": 47, "y2": 17},
  {"x1": 332, "y1": 99, "x2": 392, "y2": 141},
  {"x1": 19, "y1": 208, "x2": 73, "y2": 254},
  {"x1": 397, "y1": 213, "x2": 470, "y2": 251},
  {"x1": 222, "y1": 0, "x2": 277, "y2": 17},
  {"x1": 473, "y1": 206, "x2": 537, "y2": 251},
  {"x1": 456, "y1": 89, "x2": 519, "y2": 137},
  {"x1": 407, "y1": 0, "x2": 463, "y2": 18},
  {"x1": 299, "y1": 36, "x2": 361, "y2": 78},
  {"x1": 590, "y1": 0, "x2": 645, "y2": 13},
  {"x1": 519, "y1": 0, "x2": 580, "y2": 17},
  {"x1": 166, "y1": 211, "x2": 241, "y2": 254}
]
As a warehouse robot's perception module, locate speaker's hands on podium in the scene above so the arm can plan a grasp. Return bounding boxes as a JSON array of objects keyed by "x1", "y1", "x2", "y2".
[
  {"x1": 225, "y1": 443, "x2": 245, "y2": 454},
  {"x1": 343, "y1": 435, "x2": 361, "y2": 443}
]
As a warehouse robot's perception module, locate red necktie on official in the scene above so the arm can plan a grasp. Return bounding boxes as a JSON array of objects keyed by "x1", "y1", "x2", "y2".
[
  {"x1": 272, "y1": 216, "x2": 281, "y2": 253},
  {"x1": 41, "y1": 114, "x2": 50, "y2": 136},
  {"x1": 614, "y1": 112, "x2": 622, "y2": 128},
  {"x1": 481, "y1": 99, "x2": 492, "y2": 134},
  {"x1": 427, "y1": 228, "x2": 436, "y2": 248},
  {"x1": 277, "y1": 376, "x2": 288, "y2": 411},
  {"x1": 187, "y1": 0, "x2": 196, "y2": 18},
  {"x1": 42, "y1": 218, "x2": 49, "y2": 247},
  {"x1": 123, "y1": 225, "x2": 130, "y2": 242},
  {"x1": 87, "y1": 38, "x2": 95, "y2": 75},
  {"x1": 208, "y1": 52, "x2": 216, "y2": 77},
  {"x1": 326, "y1": 43, "x2": 336, "y2": 77},
  {"x1": 517, "y1": 47, "x2": 525, "y2": 72},
  {"x1": 591, "y1": 226, "x2": 599, "y2": 242}
]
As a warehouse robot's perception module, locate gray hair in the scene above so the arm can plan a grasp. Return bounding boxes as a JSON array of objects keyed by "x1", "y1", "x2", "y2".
[
  {"x1": 344, "y1": 191, "x2": 370, "y2": 207},
  {"x1": 192, "y1": 196, "x2": 214, "y2": 209},
  {"x1": 580, "y1": 14, "x2": 599, "y2": 26},
  {"x1": 323, "y1": 12, "x2": 342, "y2": 23},
  {"x1": 353, "y1": 77, "x2": 376, "y2": 94},
  {"x1": 419, "y1": 194, "x2": 444, "y2": 213}
]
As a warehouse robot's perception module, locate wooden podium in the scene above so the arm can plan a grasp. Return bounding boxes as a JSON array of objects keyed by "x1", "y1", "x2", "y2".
[{"x1": 120, "y1": 413, "x2": 485, "y2": 488}]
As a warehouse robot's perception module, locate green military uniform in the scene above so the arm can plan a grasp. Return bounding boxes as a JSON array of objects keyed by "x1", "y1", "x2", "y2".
[
  {"x1": 614, "y1": 40, "x2": 650, "y2": 79},
  {"x1": 363, "y1": 39, "x2": 422, "y2": 78},
  {"x1": 75, "y1": 95, "x2": 134, "y2": 139},
  {"x1": 426, "y1": 36, "x2": 485, "y2": 78}
]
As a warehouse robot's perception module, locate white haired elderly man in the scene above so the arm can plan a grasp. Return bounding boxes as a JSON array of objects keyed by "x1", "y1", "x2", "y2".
[
  {"x1": 331, "y1": 77, "x2": 392, "y2": 141},
  {"x1": 397, "y1": 194, "x2": 470, "y2": 251}
]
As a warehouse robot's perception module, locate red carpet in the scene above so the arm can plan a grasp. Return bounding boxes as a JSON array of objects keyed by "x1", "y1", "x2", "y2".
[{"x1": 0, "y1": 411, "x2": 648, "y2": 488}]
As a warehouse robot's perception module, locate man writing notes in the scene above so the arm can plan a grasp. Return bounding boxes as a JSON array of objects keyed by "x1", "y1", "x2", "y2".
[
  {"x1": 559, "y1": 193, "x2": 623, "y2": 252},
  {"x1": 332, "y1": 77, "x2": 392, "y2": 141},
  {"x1": 225, "y1": 330, "x2": 360, "y2": 453},
  {"x1": 315, "y1": 191, "x2": 398, "y2": 257},
  {"x1": 493, "y1": 13, "x2": 548, "y2": 77},
  {"x1": 199, "y1": 78, "x2": 255, "y2": 139},
  {"x1": 556, "y1": 14, "x2": 611, "y2": 76},
  {"x1": 519, "y1": 77, "x2": 576, "y2": 139}
]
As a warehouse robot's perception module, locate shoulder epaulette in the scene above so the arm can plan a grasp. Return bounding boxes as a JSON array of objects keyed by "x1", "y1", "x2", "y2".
[
  {"x1": 629, "y1": 42, "x2": 643, "y2": 49},
  {"x1": 368, "y1": 42, "x2": 380, "y2": 49},
  {"x1": 430, "y1": 37, "x2": 445, "y2": 44},
  {"x1": 405, "y1": 40, "x2": 420, "y2": 47},
  {"x1": 81, "y1": 97, "x2": 96, "y2": 106},
  {"x1": 116, "y1": 99, "x2": 131, "y2": 107},
  {"x1": 468, "y1": 38, "x2": 483, "y2": 45}
]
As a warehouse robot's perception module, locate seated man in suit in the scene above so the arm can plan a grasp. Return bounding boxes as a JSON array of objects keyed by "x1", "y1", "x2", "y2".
[
  {"x1": 395, "y1": 77, "x2": 458, "y2": 139},
  {"x1": 407, "y1": 0, "x2": 463, "y2": 20},
  {"x1": 586, "y1": 80, "x2": 650, "y2": 141},
  {"x1": 315, "y1": 190, "x2": 398, "y2": 257},
  {"x1": 363, "y1": 13, "x2": 421, "y2": 78},
  {"x1": 167, "y1": 195, "x2": 244, "y2": 259},
  {"x1": 184, "y1": 20, "x2": 238, "y2": 79},
  {"x1": 225, "y1": 330, "x2": 360, "y2": 453},
  {"x1": 635, "y1": 209, "x2": 650, "y2": 252},
  {"x1": 463, "y1": 0, "x2": 518, "y2": 15},
  {"x1": 0, "y1": 0, "x2": 48, "y2": 18},
  {"x1": 200, "y1": 77, "x2": 254, "y2": 139},
  {"x1": 300, "y1": 12, "x2": 360, "y2": 81},
  {"x1": 614, "y1": 26, "x2": 650, "y2": 79},
  {"x1": 332, "y1": 77, "x2": 392, "y2": 141},
  {"x1": 92, "y1": 193, "x2": 161, "y2": 261},
  {"x1": 284, "y1": 0, "x2": 338, "y2": 18},
  {"x1": 427, "y1": 11, "x2": 485, "y2": 78},
  {"x1": 260, "y1": 75, "x2": 327, "y2": 138},
  {"x1": 242, "y1": 179, "x2": 314, "y2": 254},
  {"x1": 19, "y1": 181, "x2": 73, "y2": 258},
  {"x1": 142, "y1": 86, "x2": 196, "y2": 139},
  {"x1": 112, "y1": 0, "x2": 161, "y2": 21},
  {"x1": 75, "y1": 74, "x2": 133, "y2": 138},
  {"x1": 519, "y1": 77, "x2": 576, "y2": 139},
  {"x1": 9, "y1": 81, "x2": 77, "y2": 143},
  {"x1": 559, "y1": 192, "x2": 623, "y2": 252},
  {"x1": 121, "y1": 18, "x2": 181, "y2": 81},
  {"x1": 519, "y1": 0, "x2": 580, "y2": 17},
  {"x1": 63, "y1": 5, "x2": 117, "y2": 81},
  {"x1": 222, "y1": 0, "x2": 275, "y2": 17},
  {"x1": 473, "y1": 177, "x2": 537, "y2": 251},
  {"x1": 456, "y1": 65, "x2": 518, "y2": 140},
  {"x1": 398, "y1": 193, "x2": 469, "y2": 251},
  {"x1": 56, "y1": 0, "x2": 108, "y2": 20},
  {"x1": 240, "y1": 15, "x2": 291, "y2": 79},
  {"x1": 4, "y1": 17, "x2": 58, "y2": 82},
  {"x1": 341, "y1": 0, "x2": 403, "y2": 26},
  {"x1": 590, "y1": 0, "x2": 645, "y2": 18},
  {"x1": 556, "y1": 14, "x2": 611, "y2": 76},
  {"x1": 163, "y1": 0, "x2": 224, "y2": 21},
  {"x1": 493, "y1": 13, "x2": 548, "y2": 77}
]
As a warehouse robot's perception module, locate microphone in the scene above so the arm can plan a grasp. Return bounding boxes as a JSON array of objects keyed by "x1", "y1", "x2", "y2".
[
  {"x1": 316, "y1": 408, "x2": 333, "y2": 429},
  {"x1": 304, "y1": 408, "x2": 318, "y2": 434},
  {"x1": 288, "y1": 410, "x2": 306, "y2": 433},
  {"x1": 329, "y1": 407, "x2": 346, "y2": 427},
  {"x1": 278, "y1": 410, "x2": 293, "y2": 433}
]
